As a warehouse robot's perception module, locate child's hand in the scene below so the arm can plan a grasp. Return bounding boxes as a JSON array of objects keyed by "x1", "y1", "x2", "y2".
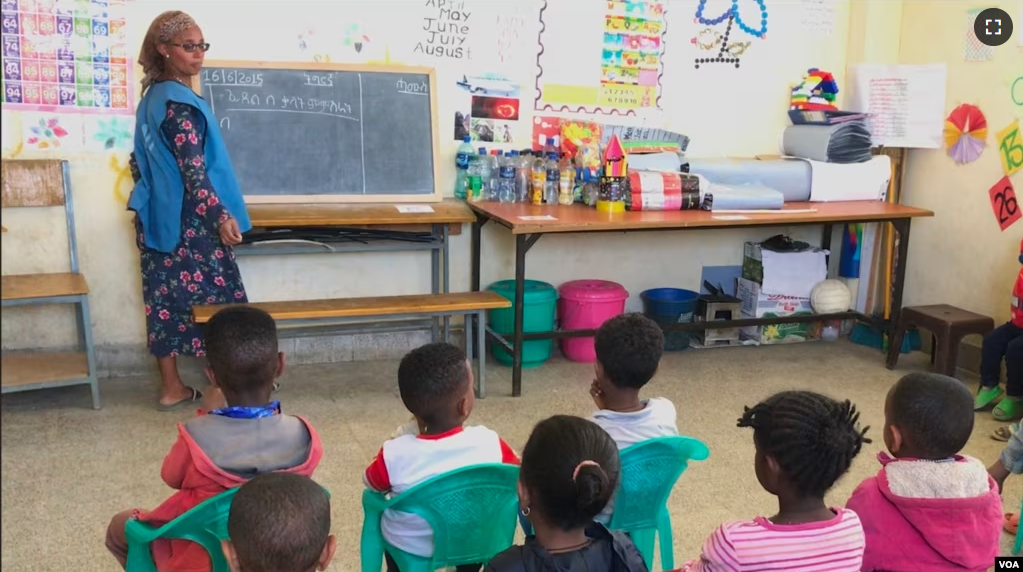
[{"x1": 590, "y1": 378, "x2": 607, "y2": 410}]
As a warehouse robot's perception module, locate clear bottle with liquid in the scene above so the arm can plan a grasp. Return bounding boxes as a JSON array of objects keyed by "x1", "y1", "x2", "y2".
[
  {"x1": 466, "y1": 151, "x2": 485, "y2": 203},
  {"x1": 487, "y1": 150, "x2": 502, "y2": 201},
  {"x1": 476, "y1": 147, "x2": 492, "y2": 201},
  {"x1": 515, "y1": 150, "x2": 531, "y2": 203},
  {"x1": 497, "y1": 151, "x2": 516, "y2": 203},
  {"x1": 544, "y1": 152, "x2": 560, "y2": 205},
  {"x1": 453, "y1": 135, "x2": 473, "y2": 200},
  {"x1": 558, "y1": 153, "x2": 576, "y2": 205},
  {"x1": 530, "y1": 150, "x2": 546, "y2": 205}
]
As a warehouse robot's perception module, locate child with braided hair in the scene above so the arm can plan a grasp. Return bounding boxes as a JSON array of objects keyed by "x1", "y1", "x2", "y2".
[
  {"x1": 683, "y1": 391, "x2": 869, "y2": 571},
  {"x1": 846, "y1": 373, "x2": 1001, "y2": 572}
]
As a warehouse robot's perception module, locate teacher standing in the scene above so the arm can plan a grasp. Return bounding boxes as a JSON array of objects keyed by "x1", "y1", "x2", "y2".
[{"x1": 128, "y1": 11, "x2": 251, "y2": 411}]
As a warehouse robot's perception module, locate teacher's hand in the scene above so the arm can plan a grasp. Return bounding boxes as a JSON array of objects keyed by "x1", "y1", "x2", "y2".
[{"x1": 219, "y1": 218, "x2": 244, "y2": 246}]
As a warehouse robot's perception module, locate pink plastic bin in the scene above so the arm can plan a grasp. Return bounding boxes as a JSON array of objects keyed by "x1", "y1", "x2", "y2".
[{"x1": 558, "y1": 280, "x2": 630, "y2": 363}]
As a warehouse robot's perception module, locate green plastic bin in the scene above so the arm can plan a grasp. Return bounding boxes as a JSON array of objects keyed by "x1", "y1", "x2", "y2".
[{"x1": 488, "y1": 280, "x2": 558, "y2": 368}]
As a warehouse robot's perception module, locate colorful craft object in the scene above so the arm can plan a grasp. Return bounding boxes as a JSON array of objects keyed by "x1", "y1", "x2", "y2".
[
  {"x1": 603, "y1": 134, "x2": 627, "y2": 178},
  {"x1": 790, "y1": 68, "x2": 839, "y2": 111},
  {"x1": 943, "y1": 103, "x2": 987, "y2": 165}
]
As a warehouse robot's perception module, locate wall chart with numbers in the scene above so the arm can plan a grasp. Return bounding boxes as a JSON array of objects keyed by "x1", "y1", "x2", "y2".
[
  {"x1": 2, "y1": 0, "x2": 132, "y2": 114},
  {"x1": 535, "y1": 0, "x2": 667, "y2": 116}
]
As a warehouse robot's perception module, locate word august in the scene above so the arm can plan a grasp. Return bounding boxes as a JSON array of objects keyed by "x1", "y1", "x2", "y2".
[{"x1": 415, "y1": 0, "x2": 471, "y2": 60}]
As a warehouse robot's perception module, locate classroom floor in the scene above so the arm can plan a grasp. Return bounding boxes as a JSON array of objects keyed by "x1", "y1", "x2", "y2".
[{"x1": 1, "y1": 340, "x2": 1018, "y2": 571}]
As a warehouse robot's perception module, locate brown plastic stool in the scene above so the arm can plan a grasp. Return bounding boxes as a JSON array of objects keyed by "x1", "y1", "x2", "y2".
[{"x1": 886, "y1": 304, "x2": 995, "y2": 377}]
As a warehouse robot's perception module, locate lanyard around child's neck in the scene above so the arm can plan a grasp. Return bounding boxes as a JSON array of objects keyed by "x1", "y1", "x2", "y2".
[{"x1": 209, "y1": 400, "x2": 281, "y2": 419}]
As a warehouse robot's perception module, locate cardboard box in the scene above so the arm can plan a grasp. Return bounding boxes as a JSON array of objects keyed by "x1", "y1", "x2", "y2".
[
  {"x1": 737, "y1": 278, "x2": 820, "y2": 344},
  {"x1": 742, "y1": 241, "x2": 828, "y2": 298}
]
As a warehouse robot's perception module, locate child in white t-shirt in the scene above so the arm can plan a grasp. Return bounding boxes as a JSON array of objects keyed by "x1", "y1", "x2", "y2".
[
  {"x1": 364, "y1": 343, "x2": 519, "y2": 571},
  {"x1": 589, "y1": 313, "x2": 678, "y2": 522}
]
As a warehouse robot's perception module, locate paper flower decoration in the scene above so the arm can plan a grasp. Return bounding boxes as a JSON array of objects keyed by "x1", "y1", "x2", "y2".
[
  {"x1": 26, "y1": 117, "x2": 69, "y2": 150},
  {"x1": 91, "y1": 117, "x2": 133, "y2": 150},
  {"x1": 943, "y1": 103, "x2": 987, "y2": 165}
]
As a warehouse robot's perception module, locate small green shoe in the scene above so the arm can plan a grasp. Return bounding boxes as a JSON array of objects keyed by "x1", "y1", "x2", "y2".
[
  {"x1": 976, "y1": 386, "x2": 1004, "y2": 410},
  {"x1": 994, "y1": 397, "x2": 1023, "y2": 421}
]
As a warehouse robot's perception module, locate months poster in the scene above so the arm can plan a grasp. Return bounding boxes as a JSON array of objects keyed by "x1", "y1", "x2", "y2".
[{"x1": 2, "y1": 0, "x2": 132, "y2": 113}]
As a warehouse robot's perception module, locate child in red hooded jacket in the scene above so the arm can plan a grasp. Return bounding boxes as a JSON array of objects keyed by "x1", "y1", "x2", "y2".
[
  {"x1": 847, "y1": 373, "x2": 1001, "y2": 572},
  {"x1": 105, "y1": 306, "x2": 323, "y2": 572},
  {"x1": 975, "y1": 238, "x2": 1023, "y2": 420}
]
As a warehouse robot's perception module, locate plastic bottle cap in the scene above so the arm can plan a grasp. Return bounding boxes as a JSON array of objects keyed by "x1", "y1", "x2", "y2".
[
  {"x1": 509, "y1": 150, "x2": 518, "y2": 156},
  {"x1": 478, "y1": 148, "x2": 486, "y2": 154},
  {"x1": 496, "y1": 150, "x2": 503, "y2": 155},
  {"x1": 463, "y1": 136, "x2": 471, "y2": 143}
]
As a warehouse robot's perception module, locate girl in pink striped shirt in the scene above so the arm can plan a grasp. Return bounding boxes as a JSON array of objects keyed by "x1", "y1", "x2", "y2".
[{"x1": 684, "y1": 391, "x2": 871, "y2": 572}]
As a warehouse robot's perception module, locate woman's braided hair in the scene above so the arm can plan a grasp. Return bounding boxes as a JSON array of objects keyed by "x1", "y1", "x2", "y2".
[
  {"x1": 138, "y1": 11, "x2": 196, "y2": 94},
  {"x1": 738, "y1": 390, "x2": 871, "y2": 497}
]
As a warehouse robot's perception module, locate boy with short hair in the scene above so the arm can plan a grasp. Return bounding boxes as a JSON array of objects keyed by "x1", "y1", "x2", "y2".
[
  {"x1": 364, "y1": 342, "x2": 518, "y2": 570},
  {"x1": 588, "y1": 312, "x2": 678, "y2": 523},
  {"x1": 105, "y1": 306, "x2": 323, "y2": 572},
  {"x1": 846, "y1": 372, "x2": 1001, "y2": 572},
  {"x1": 222, "y1": 473, "x2": 335, "y2": 572},
  {"x1": 589, "y1": 313, "x2": 678, "y2": 448}
]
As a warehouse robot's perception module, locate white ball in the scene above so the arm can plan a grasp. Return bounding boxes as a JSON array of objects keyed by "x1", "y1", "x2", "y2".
[{"x1": 811, "y1": 279, "x2": 852, "y2": 314}]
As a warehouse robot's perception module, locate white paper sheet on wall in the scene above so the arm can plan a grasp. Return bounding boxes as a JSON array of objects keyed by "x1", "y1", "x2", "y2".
[
  {"x1": 1019, "y1": 5, "x2": 1023, "y2": 46},
  {"x1": 846, "y1": 64, "x2": 948, "y2": 149},
  {"x1": 800, "y1": 0, "x2": 837, "y2": 35}
]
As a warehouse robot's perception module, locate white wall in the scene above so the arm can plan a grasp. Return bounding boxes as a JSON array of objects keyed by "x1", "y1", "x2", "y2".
[{"x1": 1, "y1": 0, "x2": 853, "y2": 369}]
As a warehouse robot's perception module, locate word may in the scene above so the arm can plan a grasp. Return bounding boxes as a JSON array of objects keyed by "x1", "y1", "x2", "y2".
[
  {"x1": 415, "y1": 0, "x2": 472, "y2": 59},
  {"x1": 396, "y1": 78, "x2": 429, "y2": 94},
  {"x1": 202, "y1": 69, "x2": 263, "y2": 86}
]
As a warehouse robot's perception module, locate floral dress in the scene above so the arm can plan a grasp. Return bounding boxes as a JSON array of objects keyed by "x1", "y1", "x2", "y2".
[{"x1": 130, "y1": 101, "x2": 247, "y2": 358}]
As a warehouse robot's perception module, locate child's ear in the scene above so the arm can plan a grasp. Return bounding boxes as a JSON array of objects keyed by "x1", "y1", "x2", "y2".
[
  {"x1": 517, "y1": 479, "x2": 531, "y2": 512},
  {"x1": 275, "y1": 351, "x2": 286, "y2": 378},
  {"x1": 457, "y1": 394, "x2": 471, "y2": 419},
  {"x1": 204, "y1": 366, "x2": 220, "y2": 389},
  {"x1": 888, "y1": 424, "x2": 904, "y2": 455},
  {"x1": 221, "y1": 540, "x2": 240, "y2": 572},
  {"x1": 317, "y1": 535, "x2": 338, "y2": 571}
]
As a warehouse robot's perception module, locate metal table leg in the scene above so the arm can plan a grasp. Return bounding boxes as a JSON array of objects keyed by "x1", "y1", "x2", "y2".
[
  {"x1": 442, "y1": 224, "x2": 450, "y2": 342},
  {"x1": 477, "y1": 309, "x2": 487, "y2": 398},
  {"x1": 470, "y1": 217, "x2": 485, "y2": 359},
  {"x1": 511, "y1": 235, "x2": 527, "y2": 397}
]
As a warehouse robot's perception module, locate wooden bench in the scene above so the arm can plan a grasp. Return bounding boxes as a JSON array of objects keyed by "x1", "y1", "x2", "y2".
[{"x1": 194, "y1": 292, "x2": 511, "y2": 397}]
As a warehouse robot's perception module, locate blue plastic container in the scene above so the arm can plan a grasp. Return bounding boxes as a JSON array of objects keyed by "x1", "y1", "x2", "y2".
[{"x1": 640, "y1": 288, "x2": 700, "y2": 351}]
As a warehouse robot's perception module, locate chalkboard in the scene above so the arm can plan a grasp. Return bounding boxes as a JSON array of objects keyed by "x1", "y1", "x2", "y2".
[{"x1": 197, "y1": 61, "x2": 440, "y2": 204}]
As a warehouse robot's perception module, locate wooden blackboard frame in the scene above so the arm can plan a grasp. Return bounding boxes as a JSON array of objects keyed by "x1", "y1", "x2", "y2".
[{"x1": 194, "y1": 60, "x2": 442, "y2": 204}]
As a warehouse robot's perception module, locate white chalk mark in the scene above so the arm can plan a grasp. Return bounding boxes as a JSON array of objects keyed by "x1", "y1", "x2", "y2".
[
  {"x1": 397, "y1": 90, "x2": 428, "y2": 96},
  {"x1": 223, "y1": 108, "x2": 358, "y2": 121}
]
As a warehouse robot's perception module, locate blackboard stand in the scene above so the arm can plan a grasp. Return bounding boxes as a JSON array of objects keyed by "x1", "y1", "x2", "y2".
[{"x1": 195, "y1": 60, "x2": 441, "y2": 204}]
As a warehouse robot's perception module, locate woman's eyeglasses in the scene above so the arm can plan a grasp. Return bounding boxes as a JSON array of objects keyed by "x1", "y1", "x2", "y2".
[{"x1": 169, "y1": 42, "x2": 210, "y2": 53}]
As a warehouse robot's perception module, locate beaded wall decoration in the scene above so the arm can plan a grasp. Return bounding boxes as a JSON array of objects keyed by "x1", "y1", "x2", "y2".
[{"x1": 690, "y1": 0, "x2": 767, "y2": 69}]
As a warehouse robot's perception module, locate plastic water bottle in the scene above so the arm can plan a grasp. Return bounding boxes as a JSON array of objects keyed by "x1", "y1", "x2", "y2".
[
  {"x1": 544, "y1": 152, "x2": 560, "y2": 204},
  {"x1": 488, "y1": 150, "x2": 503, "y2": 201},
  {"x1": 467, "y1": 152, "x2": 485, "y2": 203},
  {"x1": 530, "y1": 151, "x2": 546, "y2": 205},
  {"x1": 454, "y1": 136, "x2": 473, "y2": 199},
  {"x1": 497, "y1": 152, "x2": 516, "y2": 203},
  {"x1": 558, "y1": 153, "x2": 576, "y2": 205},
  {"x1": 514, "y1": 150, "x2": 531, "y2": 202},
  {"x1": 476, "y1": 147, "x2": 492, "y2": 200}
]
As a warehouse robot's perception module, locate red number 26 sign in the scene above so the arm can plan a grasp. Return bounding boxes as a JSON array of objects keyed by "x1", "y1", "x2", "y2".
[{"x1": 989, "y1": 176, "x2": 1021, "y2": 231}]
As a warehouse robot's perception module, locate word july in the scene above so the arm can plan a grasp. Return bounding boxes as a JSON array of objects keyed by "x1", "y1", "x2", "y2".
[{"x1": 415, "y1": 0, "x2": 472, "y2": 60}]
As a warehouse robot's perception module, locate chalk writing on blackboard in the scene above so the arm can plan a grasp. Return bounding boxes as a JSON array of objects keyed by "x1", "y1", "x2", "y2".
[{"x1": 200, "y1": 64, "x2": 438, "y2": 201}]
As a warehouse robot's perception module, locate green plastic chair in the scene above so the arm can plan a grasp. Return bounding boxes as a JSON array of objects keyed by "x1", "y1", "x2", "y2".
[
  {"x1": 1015, "y1": 497, "x2": 1023, "y2": 555},
  {"x1": 125, "y1": 487, "x2": 239, "y2": 572},
  {"x1": 608, "y1": 436, "x2": 710, "y2": 571},
  {"x1": 361, "y1": 463, "x2": 520, "y2": 572}
]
